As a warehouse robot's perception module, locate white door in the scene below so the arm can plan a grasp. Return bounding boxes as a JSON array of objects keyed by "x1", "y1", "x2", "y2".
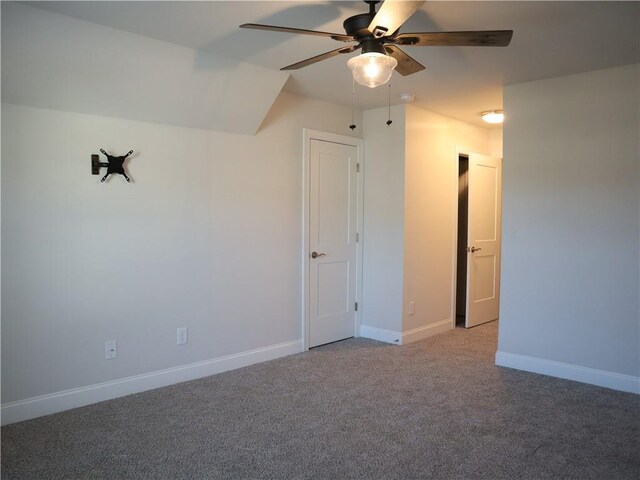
[
  {"x1": 308, "y1": 139, "x2": 358, "y2": 347},
  {"x1": 466, "y1": 153, "x2": 502, "y2": 328}
]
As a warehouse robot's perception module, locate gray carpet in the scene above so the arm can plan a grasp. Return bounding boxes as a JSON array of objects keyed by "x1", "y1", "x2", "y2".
[{"x1": 2, "y1": 322, "x2": 639, "y2": 479}]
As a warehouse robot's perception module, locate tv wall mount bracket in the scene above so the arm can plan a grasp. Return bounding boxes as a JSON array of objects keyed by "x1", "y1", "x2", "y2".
[{"x1": 91, "y1": 149, "x2": 134, "y2": 182}]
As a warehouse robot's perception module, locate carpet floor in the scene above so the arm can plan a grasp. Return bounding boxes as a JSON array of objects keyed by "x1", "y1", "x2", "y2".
[{"x1": 2, "y1": 321, "x2": 639, "y2": 479}]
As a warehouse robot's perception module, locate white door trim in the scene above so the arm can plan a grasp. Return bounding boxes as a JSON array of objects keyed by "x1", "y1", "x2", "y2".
[{"x1": 302, "y1": 129, "x2": 364, "y2": 351}]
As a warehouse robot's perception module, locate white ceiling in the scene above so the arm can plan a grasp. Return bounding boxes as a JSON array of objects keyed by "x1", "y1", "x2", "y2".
[{"x1": 29, "y1": 1, "x2": 640, "y2": 128}]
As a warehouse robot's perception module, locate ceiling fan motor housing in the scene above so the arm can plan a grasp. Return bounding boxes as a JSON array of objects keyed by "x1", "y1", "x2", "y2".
[
  {"x1": 343, "y1": 13, "x2": 375, "y2": 40},
  {"x1": 343, "y1": 11, "x2": 387, "y2": 55}
]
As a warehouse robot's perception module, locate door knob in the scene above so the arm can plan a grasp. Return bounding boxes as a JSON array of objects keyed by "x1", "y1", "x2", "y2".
[
  {"x1": 311, "y1": 251, "x2": 326, "y2": 259},
  {"x1": 469, "y1": 246, "x2": 482, "y2": 253}
]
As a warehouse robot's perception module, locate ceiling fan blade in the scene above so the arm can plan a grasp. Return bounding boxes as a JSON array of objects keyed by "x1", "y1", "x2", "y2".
[
  {"x1": 240, "y1": 23, "x2": 354, "y2": 42},
  {"x1": 368, "y1": 0, "x2": 425, "y2": 38},
  {"x1": 384, "y1": 45, "x2": 425, "y2": 76},
  {"x1": 394, "y1": 30, "x2": 513, "y2": 47},
  {"x1": 281, "y1": 45, "x2": 359, "y2": 71}
]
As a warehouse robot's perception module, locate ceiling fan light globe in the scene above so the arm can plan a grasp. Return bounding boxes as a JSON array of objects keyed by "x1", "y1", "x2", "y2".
[{"x1": 347, "y1": 52, "x2": 398, "y2": 88}]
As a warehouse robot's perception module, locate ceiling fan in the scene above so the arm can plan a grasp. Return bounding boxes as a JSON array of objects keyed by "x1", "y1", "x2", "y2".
[{"x1": 240, "y1": 0, "x2": 513, "y2": 88}]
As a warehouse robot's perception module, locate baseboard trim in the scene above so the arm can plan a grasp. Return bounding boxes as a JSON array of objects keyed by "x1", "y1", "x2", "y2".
[
  {"x1": 1, "y1": 339, "x2": 304, "y2": 426},
  {"x1": 359, "y1": 324, "x2": 402, "y2": 345},
  {"x1": 402, "y1": 319, "x2": 452, "y2": 344},
  {"x1": 495, "y1": 351, "x2": 640, "y2": 394}
]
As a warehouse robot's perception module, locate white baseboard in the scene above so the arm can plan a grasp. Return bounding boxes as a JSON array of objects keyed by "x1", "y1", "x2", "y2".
[
  {"x1": 495, "y1": 351, "x2": 640, "y2": 394},
  {"x1": 360, "y1": 320, "x2": 453, "y2": 346},
  {"x1": 359, "y1": 324, "x2": 402, "y2": 345},
  {"x1": 402, "y1": 319, "x2": 452, "y2": 344},
  {"x1": 1, "y1": 339, "x2": 303, "y2": 426}
]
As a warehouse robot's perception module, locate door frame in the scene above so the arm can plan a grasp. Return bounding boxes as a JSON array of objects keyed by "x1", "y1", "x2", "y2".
[{"x1": 302, "y1": 129, "x2": 364, "y2": 351}]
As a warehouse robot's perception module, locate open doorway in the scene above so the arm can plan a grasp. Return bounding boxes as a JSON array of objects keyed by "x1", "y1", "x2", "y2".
[
  {"x1": 455, "y1": 154, "x2": 469, "y2": 327},
  {"x1": 453, "y1": 151, "x2": 503, "y2": 329}
]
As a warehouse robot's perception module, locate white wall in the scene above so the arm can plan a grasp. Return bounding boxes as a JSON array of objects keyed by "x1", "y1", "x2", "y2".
[
  {"x1": 489, "y1": 129, "x2": 503, "y2": 158},
  {"x1": 361, "y1": 104, "x2": 492, "y2": 343},
  {"x1": 1, "y1": 93, "x2": 362, "y2": 421},
  {"x1": 361, "y1": 106, "x2": 406, "y2": 337},
  {"x1": 497, "y1": 64, "x2": 640, "y2": 393},
  {"x1": 403, "y1": 105, "x2": 491, "y2": 337}
]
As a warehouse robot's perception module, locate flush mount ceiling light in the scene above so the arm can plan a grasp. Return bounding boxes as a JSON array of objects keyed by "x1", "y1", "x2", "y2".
[
  {"x1": 347, "y1": 52, "x2": 398, "y2": 88},
  {"x1": 481, "y1": 110, "x2": 504, "y2": 124}
]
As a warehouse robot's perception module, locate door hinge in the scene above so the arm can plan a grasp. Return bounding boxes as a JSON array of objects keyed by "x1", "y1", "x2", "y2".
[
  {"x1": 355, "y1": 302, "x2": 358, "y2": 311},
  {"x1": 356, "y1": 232, "x2": 360, "y2": 242},
  {"x1": 356, "y1": 163, "x2": 360, "y2": 173}
]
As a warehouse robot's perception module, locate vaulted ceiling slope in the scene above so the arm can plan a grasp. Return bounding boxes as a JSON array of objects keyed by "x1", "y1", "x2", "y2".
[
  {"x1": 1, "y1": 3, "x2": 289, "y2": 135},
  {"x1": 8, "y1": 1, "x2": 640, "y2": 129}
]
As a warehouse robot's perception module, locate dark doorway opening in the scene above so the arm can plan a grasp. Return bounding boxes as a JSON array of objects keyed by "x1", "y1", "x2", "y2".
[{"x1": 456, "y1": 154, "x2": 469, "y2": 327}]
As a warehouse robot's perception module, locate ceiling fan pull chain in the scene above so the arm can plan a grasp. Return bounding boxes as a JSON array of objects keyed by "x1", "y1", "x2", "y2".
[
  {"x1": 350, "y1": 77, "x2": 357, "y2": 131},
  {"x1": 386, "y1": 83, "x2": 393, "y2": 126}
]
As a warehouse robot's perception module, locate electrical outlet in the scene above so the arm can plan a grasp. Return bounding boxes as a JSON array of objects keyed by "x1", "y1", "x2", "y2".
[
  {"x1": 408, "y1": 301, "x2": 416, "y2": 316},
  {"x1": 177, "y1": 328, "x2": 188, "y2": 345},
  {"x1": 105, "y1": 340, "x2": 117, "y2": 360}
]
